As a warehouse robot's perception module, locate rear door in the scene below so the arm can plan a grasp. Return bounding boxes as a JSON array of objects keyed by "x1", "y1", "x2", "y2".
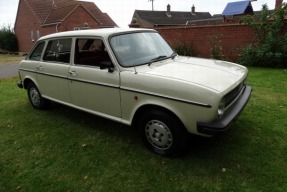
[{"x1": 36, "y1": 38, "x2": 72, "y2": 103}]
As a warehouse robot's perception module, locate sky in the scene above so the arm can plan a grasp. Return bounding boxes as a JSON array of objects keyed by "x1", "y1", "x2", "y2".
[{"x1": 0, "y1": 0, "x2": 286, "y2": 28}]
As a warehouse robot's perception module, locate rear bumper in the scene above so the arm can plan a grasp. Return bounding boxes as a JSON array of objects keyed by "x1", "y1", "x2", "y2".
[
  {"x1": 197, "y1": 86, "x2": 252, "y2": 135},
  {"x1": 17, "y1": 81, "x2": 23, "y2": 89}
]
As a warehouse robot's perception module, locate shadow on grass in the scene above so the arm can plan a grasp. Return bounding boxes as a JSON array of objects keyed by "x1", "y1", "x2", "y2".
[{"x1": 45, "y1": 101, "x2": 247, "y2": 160}]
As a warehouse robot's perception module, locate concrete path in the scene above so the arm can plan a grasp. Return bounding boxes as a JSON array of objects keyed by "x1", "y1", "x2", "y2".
[{"x1": 0, "y1": 64, "x2": 20, "y2": 79}]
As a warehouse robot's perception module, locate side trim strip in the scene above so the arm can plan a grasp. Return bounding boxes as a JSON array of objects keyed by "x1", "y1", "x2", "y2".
[
  {"x1": 37, "y1": 71, "x2": 67, "y2": 79},
  {"x1": 121, "y1": 86, "x2": 212, "y2": 108},
  {"x1": 19, "y1": 68, "x2": 35, "y2": 73},
  {"x1": 20, "y1": 68, "x2": 211, "y2": 108},
  {"x1": 68, "y1": 77, "x2": 120, "y2": 88}
]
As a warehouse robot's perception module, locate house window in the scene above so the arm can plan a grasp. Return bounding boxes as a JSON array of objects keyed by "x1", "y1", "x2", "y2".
[{"x1": 31, "y1": 31, "x2": 34, "y2": 42}]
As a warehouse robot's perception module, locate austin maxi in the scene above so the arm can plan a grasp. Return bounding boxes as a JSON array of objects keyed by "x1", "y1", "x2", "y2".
[{"x1": 17, "y1": 28, "x2": 252, "y2": 156}]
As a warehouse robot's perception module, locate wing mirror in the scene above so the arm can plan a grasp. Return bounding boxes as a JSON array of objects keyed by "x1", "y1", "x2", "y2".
[{"x1": 100, "y1": 61, "x2": 114, "y2": 73}]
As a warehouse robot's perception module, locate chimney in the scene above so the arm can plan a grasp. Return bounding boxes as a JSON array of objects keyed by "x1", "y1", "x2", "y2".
[
  {"x1": 167, "y1": 4, "x2": 171, "y2": 13},
  {"x1": 192, "y1": 5, "x2": 195, "y2": 14},
  {"x1": 275, "y1": 0, "x2": 283, "y2": 8}
]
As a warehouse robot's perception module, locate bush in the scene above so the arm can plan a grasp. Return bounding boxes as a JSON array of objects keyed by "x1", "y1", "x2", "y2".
[
  {"x1": 0, "y1": 25, "x2": 18, "y2": 52},
  {"x1": 238, "y1": 3, "x2": 287, "y2": 68},
  {"x1": 172, "y1": 44, "x2": 197, "y2": 57}
]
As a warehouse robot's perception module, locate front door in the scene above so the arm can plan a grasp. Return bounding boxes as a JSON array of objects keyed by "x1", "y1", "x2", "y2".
[{"x1": 68, "y1": 38, "x2": 121, "y2": 118}]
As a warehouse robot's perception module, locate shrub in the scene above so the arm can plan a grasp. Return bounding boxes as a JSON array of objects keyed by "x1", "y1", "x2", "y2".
[
  {"x1": 238, "y1": 3, "x2": 287, "y2": 68},
  {"x1": 0, "y1": 25, "x2": 18, "y2": 52},
  {"x1": 208, "y1": 34, "x2": 225, "y2": 60},
  {"x1": 172, "y1": 44, "x2": 197, "y2": 57}
]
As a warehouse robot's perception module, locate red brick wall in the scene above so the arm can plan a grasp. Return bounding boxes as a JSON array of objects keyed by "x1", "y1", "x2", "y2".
[
  {"x1": 157, "y1": 23, "x2": 287, "y2": 62},
  {"x1": 14, "y1": 0, "x2": 40, "y2": 52},
  {"x1": 156, "y1": 24, "x2": 256, "y2": 61}
]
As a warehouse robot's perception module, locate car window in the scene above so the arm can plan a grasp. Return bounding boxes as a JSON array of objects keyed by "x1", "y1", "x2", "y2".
[
  {"x1": 110, "y1": 32, "x2": 173, "y2": 67},
  {"x1": 74, "y1": 38, "x2": 112, "y2": 67},
  {"x1": 29, "y1": 42, "x2": 45, "y2": 61},
  {"x1": 43, "y1": 39, "x2": 72, "y2": 63}
]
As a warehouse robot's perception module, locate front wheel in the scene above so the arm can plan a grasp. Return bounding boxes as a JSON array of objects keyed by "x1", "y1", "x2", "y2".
[
  {"x1": 27, "y1": 83, "x2": 50, "y2": 110},
  {"x1": 138, "y1": 110, "x2": 188, "y2": 157}
]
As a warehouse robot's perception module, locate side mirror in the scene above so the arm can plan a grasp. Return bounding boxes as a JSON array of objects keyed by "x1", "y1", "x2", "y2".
[{"x1": 100, "y1": 61, "x2": 114, "y2": 73}]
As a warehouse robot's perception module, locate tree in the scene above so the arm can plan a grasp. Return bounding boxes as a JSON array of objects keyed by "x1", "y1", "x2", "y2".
[
  {"x1": 0, "y1": 25, "x2": 18, "y2": 52},
  {"x1": 238, "y1": 3, "x2": 287, "y2": 68}
]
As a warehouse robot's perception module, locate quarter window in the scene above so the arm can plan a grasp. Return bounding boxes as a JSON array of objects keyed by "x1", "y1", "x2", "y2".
[
  {"x1": 43, "y1": 39, "x2": 72, "y2": 63},
  {"x1": 29, "y1": 42, "x2": 45, "y2": 61}
]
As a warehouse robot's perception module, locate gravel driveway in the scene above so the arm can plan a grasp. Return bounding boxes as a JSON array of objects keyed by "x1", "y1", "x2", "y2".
[{"x1": 0, "y1": 63, "x2": 20, "y2": 79}]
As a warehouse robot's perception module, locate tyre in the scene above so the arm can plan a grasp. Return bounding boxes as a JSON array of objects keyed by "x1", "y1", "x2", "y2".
[
  {"x1": 27, "y1": 82, "x2": 50, "y2": 109},
  {"x1": 138, "y1": 110, "x2": 188, "y2": 157}
]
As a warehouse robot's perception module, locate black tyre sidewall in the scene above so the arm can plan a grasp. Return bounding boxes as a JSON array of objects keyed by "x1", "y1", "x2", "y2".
[{"x1": 138, "y1": 110, "x2": 187, "y2": 157}]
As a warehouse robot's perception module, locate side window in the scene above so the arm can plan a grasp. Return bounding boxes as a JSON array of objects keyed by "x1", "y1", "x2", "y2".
[
  {"x1": 29, "y1": 42, "x2": 45, "y2": 61},
  {"x1": 74, "y1": 38, "x2": 111, "y2": 66},
  {"x1": 43, "y1": 39, "x2": 72, "y2": 63}
]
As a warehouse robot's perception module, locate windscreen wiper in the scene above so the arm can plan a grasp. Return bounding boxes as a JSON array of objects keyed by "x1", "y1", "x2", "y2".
[
  {"x1": 170, "y1": 52, "x2": 178, "y2": 59},
  {"x1": 148, "y1": 55, "x2": 167, "y2": 66}
]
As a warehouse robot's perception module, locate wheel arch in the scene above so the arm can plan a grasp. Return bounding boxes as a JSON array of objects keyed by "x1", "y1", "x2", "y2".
[
  {"x1": 23, "y1": 78, "x2": 37, "y2": 89},
  {"x1": 131, "y1": 104, "x2": 186, "y2": 132}
]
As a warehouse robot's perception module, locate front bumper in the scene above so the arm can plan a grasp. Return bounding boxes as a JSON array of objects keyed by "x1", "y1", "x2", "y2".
[{"x1": 197, "y1": 85, "x2": 252, "y2": 135}]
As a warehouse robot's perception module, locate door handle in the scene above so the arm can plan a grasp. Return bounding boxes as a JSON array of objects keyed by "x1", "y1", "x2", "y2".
[
  {"x1": 36, "y1": 66, "x2": 43, "y2": 70},
  {"x1": 68, "y1": 71, "x2": 77, "y2": 77}
]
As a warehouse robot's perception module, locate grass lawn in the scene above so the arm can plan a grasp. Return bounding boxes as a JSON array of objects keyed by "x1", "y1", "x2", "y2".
[
  {"x1": 0, "y1": 68, "x2": 286, "y2": 191},
  {"x1": 0, "y1": 54, "x2": 25, "y2": 65}
]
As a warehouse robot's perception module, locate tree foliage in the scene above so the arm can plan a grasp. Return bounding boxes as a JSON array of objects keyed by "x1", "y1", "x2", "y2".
[
  {"x1": 0, "y1": 25, "x2": 18, "y2": 52},
  {"x1": 238, "y1": 3, "x2": 287, "y2": 68}
]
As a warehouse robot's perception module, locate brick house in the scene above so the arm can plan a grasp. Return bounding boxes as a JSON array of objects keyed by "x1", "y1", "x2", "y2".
[
  {"x1": 14, "y1": 0, "x2": 117, "y2": 52},
  {"x1": 129, "y1": 4, "x2": 213, "y2": 28}
]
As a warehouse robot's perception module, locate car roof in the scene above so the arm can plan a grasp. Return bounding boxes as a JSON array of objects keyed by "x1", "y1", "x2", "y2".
[{"x1": 38, "y1": 28, "x2": 156, "y2": 41}]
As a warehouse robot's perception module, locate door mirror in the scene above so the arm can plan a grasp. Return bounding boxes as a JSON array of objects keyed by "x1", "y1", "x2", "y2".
[{"x1": 100, "y1": 61, "x2": 114, "y2": 73}]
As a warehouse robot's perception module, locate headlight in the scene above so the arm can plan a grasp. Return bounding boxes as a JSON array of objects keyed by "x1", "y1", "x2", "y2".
[{"x1": 218, "y1": 100, "x2": 225, "y2": 117}]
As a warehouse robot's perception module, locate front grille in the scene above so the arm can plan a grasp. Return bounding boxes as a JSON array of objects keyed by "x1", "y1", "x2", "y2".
[{"x1": 224, "y1": 81, "x2": 245, "y2": 107}]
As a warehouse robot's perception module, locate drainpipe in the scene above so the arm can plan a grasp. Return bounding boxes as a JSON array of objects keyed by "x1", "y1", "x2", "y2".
[{"x1": 56, "y1": 23, "x2": 60, "y2": 33}]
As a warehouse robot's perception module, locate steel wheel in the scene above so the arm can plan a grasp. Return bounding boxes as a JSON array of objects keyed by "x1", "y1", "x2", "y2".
[
  {"x1": 145, "y1": 120, "x2": 173, "y2": 150},
  {"x1": 29, "y1": 87, "x2": 41, "y2": 107},
  {"x1": 27, "y1": 82, "x2": 50, "y2": 110},
  {"x1": 138, "y1": 109, "x2": 188, "y2": 157}
]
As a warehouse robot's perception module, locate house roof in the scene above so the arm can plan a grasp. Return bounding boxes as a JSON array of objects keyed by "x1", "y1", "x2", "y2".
[
  {"x1": 222, "y1": 1, "x2": 254, "y2": 16},
  {"x1": 24, "y1": 0, "x2": 117, "y2": 27},
  {"x1": 134, "y1": 10, "x2": 212, "y2": 26}
]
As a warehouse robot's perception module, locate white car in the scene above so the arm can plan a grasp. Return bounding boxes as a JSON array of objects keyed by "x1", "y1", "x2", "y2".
[{"x1": 17, "y1": 28, "x2": 251, "y2": 156}]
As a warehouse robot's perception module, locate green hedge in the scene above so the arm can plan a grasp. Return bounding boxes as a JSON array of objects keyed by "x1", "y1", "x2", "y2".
[{"x1": 0, "y1": 26, "x2": 18, "y2": 52}]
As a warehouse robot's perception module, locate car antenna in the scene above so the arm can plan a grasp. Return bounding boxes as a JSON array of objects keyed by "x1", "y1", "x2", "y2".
[{"x1": 133, "y1": 63, "x2": 138, "y2": 74}]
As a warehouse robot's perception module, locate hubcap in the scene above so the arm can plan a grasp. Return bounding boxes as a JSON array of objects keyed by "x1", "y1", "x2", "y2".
[
  {"x1": 29, "y1": 87, "x2": 40, "y2": 106},
  {"x1": 145, "y1": 120, "x2": 173, "y2": 150}
]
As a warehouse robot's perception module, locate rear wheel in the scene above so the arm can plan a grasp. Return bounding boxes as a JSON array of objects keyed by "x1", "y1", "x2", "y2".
[
  {"x1": 27, "y1": 83, "x2": 50, "y2": 109},
  {"x1": 138, "y1": 110, "x2": 188, "y2": 157}
]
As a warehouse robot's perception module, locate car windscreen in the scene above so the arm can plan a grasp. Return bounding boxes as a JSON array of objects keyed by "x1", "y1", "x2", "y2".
[{"x1": 110, "y1": 32, "x2": 174, "y2": 67}]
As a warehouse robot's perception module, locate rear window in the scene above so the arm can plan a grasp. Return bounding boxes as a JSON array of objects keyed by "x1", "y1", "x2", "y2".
[{"x1": 43, "y1": 39, "x2": 72, "y2": 63}]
